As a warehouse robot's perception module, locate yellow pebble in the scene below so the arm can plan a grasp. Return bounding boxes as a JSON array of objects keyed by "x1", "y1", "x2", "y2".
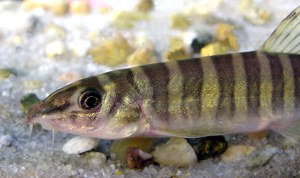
[
  {"x1": 99, "y1": 7, "x2": 112, "y2": 14},
  {"x1": 21, "y1": 0, "x2": 43, "y2": 11},
  {"x1": 46, "y1": 0, "x2": 68, "y2": 16},
  {"x1": 70, "y1": 0, "x2": 90, "y2": 15},
  {"x1": 112, "y1": 11, "x2": 149, "y2": 29},
  {"x1": 171, "y1": 13, "x2": 191, "y2": 30},
  {"x1": 135, "y1": 0, "x2": 154, "y2": 12},
  {"x1": 127, "y1": 48, "x2": 156, "y2": 66},
  {"x1": 200, "y1": 42, "x2": 228, "y2": 57},
  {"x1": 216, "y1": 23, "x2": 234, "y2": 42},
  {"x1": 215, "y1": 23, "x2": 240, "y2": 51},
  {"x1": 89, "y1": 33, "x2": 133, "y2": 67},
  {"x1": 22, "y1": 80, "x2": 43, "y2": 90},
  {"x1": 163, "y1": 37, "x2": 190, "y2": 61},
  {"x1": 114, "y1": 169, "x2": 124, "y2": 175},
  {"x1": 238, "y1": 0, "x2": 270, "y2": 25}
]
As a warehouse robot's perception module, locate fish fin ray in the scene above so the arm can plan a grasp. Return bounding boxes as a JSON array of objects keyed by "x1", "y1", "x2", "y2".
[
  {"x1": 260, "y1": 6, "x2": 300, "y2": 54},
  {"x1": 274, "y1": 119, "x2": 300, "y2": 143}
]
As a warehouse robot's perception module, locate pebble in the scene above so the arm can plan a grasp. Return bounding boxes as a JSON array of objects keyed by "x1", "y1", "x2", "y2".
[
  {"x1": 45, "y1": 0, "x2": 68, "y2": 16},
  {"x1": 20, "y1": 93, "x2": 41, "y2": 114},
  {"x1": 239, "y1": 0, "x2": 270, "y2": 25},
  {"x1": 112, "y1": 11, "x2": 148, "y2": 29},
  {"x1": 80, "y1": 152, "x2": 107, "y2": 168},
  {"x1": 22, "y1": 0, "x2": 68, "y2": 15},
  {"x1": 70, "y1": 0, "x2": 90, "y2": 15},
  {"x1": 0, "y1": 134, "x2": 13, "y2": 147},
  {"x1": 44, "y1": 24, "x2": 66, "y2": 39},
  {"x1": 246, "y1": 130, "x2": 269, "y2": 140},
  {"x1": 89, "y1": 33, "x2": 133, "y2": 67},
  {"x1": 68, "y1": 39, "x2": 91, "y2": 57},
  {"x1": 110, "y1": 138, "x2": 154, "y2": 163},
  {"x1": 125, "y1": 147, "x2": 154, "y2": 169},
  {"x1": 62, "y1": 136, "x2": 99, "y2": 154},
  {"x1": 246, "y1": 145, "x2": 279, "y2": 168},
  {"x1": 184, "y1": 0, "x2": 223, "y2": 16},
  {"x1": 57, "y1": 71, "x2": 82, "y2": 83},
  {"x1": 171, "y1": 13, "x2": 191, "y2": 30},
  {"x1": 7, "y1": 35, "x2": 23, "y2": 46},
  {"x1": 22, "y1": 0, "x2": 42, "y2": 11},
  {"x1": 187, "y1": 136, "x2": 228, "y2": 160},
  {"x1": 22, "y1": 80, "x2": 43, "y2": 90},
  {"x1": 163, "y1": 37, "x2": 189, "y2": 61},
  {"x1": 0, "y1": 1, "x2": 19, "y2": 11},
  {"x1": 45, "y1": 40, "x2": 65, "y2": 58},
  {"x1": 126, "y1": 47, "x2": 156, "y2": 66},
  {"x1": 135, "y1": 0, "x2": 154, "y2": 12},
  {"x1": 152, "y1": 138, "x2": 197, "y2": 167},
  {"x1": 221, "y1": 145, "x2": 256, "y2": 162},
  {"x1": 200, "y1": 42, "x2": 228, "y2": 57},
  {"x1": 215, "y1": 23, "x2": 239, "y2": 50},
  {"x1": 0, "y1": 68, "x2": 14, "y2": 80}
]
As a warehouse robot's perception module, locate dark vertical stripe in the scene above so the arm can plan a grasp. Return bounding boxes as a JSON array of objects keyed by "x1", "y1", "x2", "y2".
[
  {"x1": 267, "y1": 54, "x2": 284, "y2": 114},
  {"x1": 104, "y1": 71, "x2": 128, "y2": 115},
  {"x1": 288, "y1": 54, "x2": 300, "y2": 109},
  {"x1": 212, "y1": 54, "x2": 235, "y2": 119},
  {"x1": 177, "y1": 58, "x2": 203, "y2": 120},
  {"x1": 126, "y1": 69, "x2": 141, "y2": 94},
  {"x1": 242, "y1": 52, "x2": 260, "y2": 117},
  {"x1": 141, "y1": 63, "x2": 170, "y2": 122}
]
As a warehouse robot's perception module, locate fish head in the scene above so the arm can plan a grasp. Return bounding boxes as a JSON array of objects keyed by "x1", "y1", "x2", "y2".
[{"x1": 26, "y1": 75, "x2": 144, "y2": 139}]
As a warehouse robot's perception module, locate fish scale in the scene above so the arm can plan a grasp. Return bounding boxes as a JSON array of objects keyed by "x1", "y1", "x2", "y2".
[{"x1": 27, "y1": 6, "x2": 300, "y2": 142}]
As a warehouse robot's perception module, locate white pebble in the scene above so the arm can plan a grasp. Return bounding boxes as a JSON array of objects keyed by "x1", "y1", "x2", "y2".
[
  {"x1": 68, "y1": 39, "x2": 91, "y2": 57},
  {"x1": 152, "y1": 138, "x2": 197, "y2": 167},
  {"x1": 246, "y1": 145, "x2": 279, "y2": 168},
  {"x1": 45, "y1": 40, "x2": 65, "y2": 58},
  {"x1": 0, "y1": 134, "x2": 13, "y2": 147},
  {"x1": 63, "y1": 136, "x2": 99, "y2": 154},
  {"x1": 81, "y1": 152, "x2": 107, "y2": 167}
]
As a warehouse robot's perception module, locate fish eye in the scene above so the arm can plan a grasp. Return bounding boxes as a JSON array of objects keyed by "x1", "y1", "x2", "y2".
[{"x1": 79, "y1": 89, "x2": 101, "y2": 110}]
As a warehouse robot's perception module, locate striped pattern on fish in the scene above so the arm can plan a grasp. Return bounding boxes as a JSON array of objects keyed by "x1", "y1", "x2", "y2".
[
  {"x1": 90, "y1": 52, "x2": 299, "y2": 136},
  {"x1": 26, "y1": 6, "x2": 300, "y2": 142}
]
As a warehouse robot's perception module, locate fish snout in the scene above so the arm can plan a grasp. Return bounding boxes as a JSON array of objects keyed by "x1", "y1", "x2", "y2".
[{"x1": 26, "y1": 102, "x2": 46, "y2": 125}]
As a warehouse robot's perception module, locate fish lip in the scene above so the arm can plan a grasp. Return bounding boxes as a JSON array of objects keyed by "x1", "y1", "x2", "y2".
[{"x1": 26, "y1": 101, "x2": 48, "y2": 125}]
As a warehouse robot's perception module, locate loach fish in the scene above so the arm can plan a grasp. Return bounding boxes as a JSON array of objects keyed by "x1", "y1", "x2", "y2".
[{"x1": 27, "y1": 6, "x2": 300, "y2": 142}]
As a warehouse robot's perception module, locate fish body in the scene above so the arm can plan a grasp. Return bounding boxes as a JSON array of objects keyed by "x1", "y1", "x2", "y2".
[{"x1": 27, "y1": 6, "x2": 300, "y2": 142}]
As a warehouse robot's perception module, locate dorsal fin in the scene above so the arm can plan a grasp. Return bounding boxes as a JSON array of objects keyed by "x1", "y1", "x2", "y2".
[{"x1": 260, "y1": 6, "x2": 300, "y2": 54}]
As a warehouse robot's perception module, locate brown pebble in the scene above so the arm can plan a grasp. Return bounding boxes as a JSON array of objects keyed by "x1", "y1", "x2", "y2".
[
  {"x1": 246, "y1": 130, "x2": 269, "y2": 140},
  {"x1": 57, "y1": 71, "x2": 82, "y2": 83},
  {"x1": 125, "y1": 147, "x2": 154, "y2": 169}
]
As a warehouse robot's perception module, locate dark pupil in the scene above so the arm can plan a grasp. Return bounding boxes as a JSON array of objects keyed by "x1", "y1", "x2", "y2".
[{"x1": 80, "y1": 89, "x2": 101, "y2": 109}]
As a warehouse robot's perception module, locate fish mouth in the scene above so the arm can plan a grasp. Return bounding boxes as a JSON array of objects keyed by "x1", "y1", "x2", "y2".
[
  {"x1": 26, "y1": 101, "x2": 51, "y2": 125},
  {"x1": 26, "y1": 102, "x2": 57, "y2": 131}
]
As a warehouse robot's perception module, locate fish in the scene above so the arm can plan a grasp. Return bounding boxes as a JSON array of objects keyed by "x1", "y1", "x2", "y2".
[{"x1": 27, "y1": 6, "x2": 300, "y2": 142}]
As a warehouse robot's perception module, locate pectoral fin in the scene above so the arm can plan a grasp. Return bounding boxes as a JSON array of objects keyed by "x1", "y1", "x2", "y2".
[{"x1": 275, "y1": 119, "x2": 300, "y2": 143}]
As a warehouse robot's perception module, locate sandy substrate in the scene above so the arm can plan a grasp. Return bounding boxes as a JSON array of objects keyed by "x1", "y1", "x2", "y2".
[{"x1": 0, "y1": 0, "x2": 299, "y2": 177}]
